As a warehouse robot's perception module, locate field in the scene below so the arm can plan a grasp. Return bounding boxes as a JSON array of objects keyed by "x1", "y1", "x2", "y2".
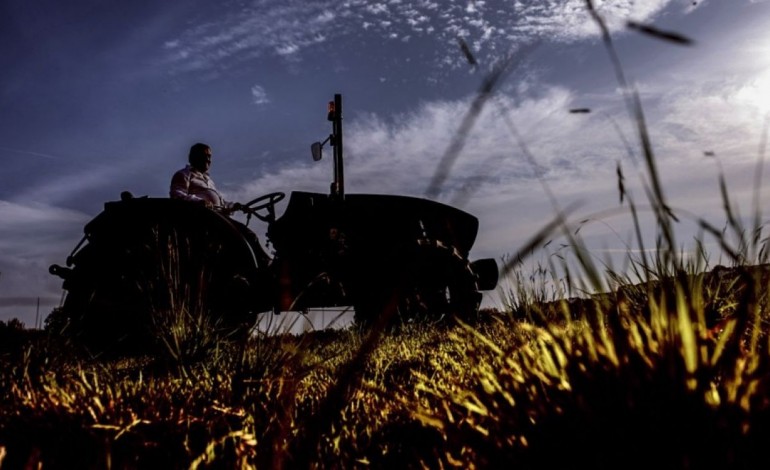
[
  {"x1": 3, "y1": 257, "x2": 770, "y2": 468},
  {"x1": 4, "y1": 4, "x2": 770, "y2": 468}
]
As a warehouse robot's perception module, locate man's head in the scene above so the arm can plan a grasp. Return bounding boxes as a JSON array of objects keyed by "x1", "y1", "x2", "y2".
[{"x1": 188, "y1": 142, "x2": 212, "y2": 172}]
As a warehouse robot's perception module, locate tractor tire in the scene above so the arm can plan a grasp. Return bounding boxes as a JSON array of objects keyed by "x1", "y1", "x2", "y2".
[{"x1": 57, "y1": 200, "x2": 266, "y2": 356}]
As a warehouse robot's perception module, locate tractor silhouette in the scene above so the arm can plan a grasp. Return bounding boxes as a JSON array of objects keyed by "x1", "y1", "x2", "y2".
[{"x1": 49, "y1": 94, "x2": 498, "y2": 350}]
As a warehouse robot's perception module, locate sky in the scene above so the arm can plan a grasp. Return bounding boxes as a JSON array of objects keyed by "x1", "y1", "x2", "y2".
[{"x1": 2, "y1": 0, "x2": 770, "y2": 330}]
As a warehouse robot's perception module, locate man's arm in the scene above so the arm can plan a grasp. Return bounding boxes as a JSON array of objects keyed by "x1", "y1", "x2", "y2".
[{"x1": 170, "y1": 169, "x2": 208, "y2": 205}]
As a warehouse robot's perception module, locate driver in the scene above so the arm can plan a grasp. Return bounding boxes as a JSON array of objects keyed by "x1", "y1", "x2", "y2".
[
  {"x1": 170, "y1": 142, "x2": 271, "y2": 267},
  {"x1": 170, "y1": 142, "x2": 240, "y2": 213}
]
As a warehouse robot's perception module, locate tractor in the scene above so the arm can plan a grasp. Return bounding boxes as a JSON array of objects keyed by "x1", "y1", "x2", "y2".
[{"x1": 49, "y1": 94, "x2": 498, "y2": 350}]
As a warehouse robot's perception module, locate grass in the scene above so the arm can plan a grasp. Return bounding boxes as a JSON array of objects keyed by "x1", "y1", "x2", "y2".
[
  {"x1": 3, "y1": 2, "x2": 770, "y2": 468},
  {"x1": 3, "y1": 277, "x2": 770, "y2": 469}
]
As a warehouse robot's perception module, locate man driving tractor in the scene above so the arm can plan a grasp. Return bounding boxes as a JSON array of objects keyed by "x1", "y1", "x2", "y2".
[{"x1": 170, "y1": 142, "x2": 241, "y2": 214}]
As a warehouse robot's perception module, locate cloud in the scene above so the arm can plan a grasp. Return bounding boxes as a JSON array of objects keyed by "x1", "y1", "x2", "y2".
[
  {"x1": 0, "y1": 201, "x2": 88, "y2": 267},
  {"x1": 226, "y1": 85, "x2": 630, "y2": 239},
  {"x1": 251, "y1": 84, "x2": 270, "y2": 105},
  {"x1": 222, "y1": 62, "x2": 769, "y2": 279},
  {"x1": 0, "y1": 147, "x2": 64, "y2": 161},
  {"x1": 162, "y1": 0, "x2": 677, "y2": 75},
  {"x1": 330, "y1": 86, "x2": 636, "y2": 202},
  {"x1": 11, "y1": 156, "x2": 162, "y2": 207},
  {"x1": 630, "y1": 74, "x2": 770, "y2": 167},
  {"x1": 0, "y1": 201, "x2": 89, "y2": 323}
]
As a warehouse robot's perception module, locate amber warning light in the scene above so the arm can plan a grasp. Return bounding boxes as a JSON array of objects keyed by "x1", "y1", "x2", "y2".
[{"x1": 327, "y1": 101, "x2": 335, "y2": 121}]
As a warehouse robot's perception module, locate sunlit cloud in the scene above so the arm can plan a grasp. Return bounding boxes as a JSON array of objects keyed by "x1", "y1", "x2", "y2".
[{"x1": 223, "y1": 66, "x2": 768, "y2": 269}]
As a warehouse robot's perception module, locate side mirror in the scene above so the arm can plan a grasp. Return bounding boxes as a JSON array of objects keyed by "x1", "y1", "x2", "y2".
[{"x1": 311, "y1": 142, "x2": 322, "y2": 161}]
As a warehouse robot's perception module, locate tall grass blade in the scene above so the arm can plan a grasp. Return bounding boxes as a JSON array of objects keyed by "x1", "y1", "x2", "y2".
[{"x1": 425, "y1": 42, "x2": 539, "y2": 200}]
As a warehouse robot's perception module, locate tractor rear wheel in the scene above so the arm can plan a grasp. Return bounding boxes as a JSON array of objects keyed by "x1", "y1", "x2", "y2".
[{"x1": 59, "y1": 217, "x2": 260, "y2": 356}]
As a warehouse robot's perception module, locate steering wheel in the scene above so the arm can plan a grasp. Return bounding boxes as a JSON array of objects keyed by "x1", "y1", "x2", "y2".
[{"x1": 240, "y1": 191, "x2": 286, "y2": 222}]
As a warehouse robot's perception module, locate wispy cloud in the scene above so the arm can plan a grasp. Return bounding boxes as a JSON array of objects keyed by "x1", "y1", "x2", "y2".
[
  {"x1": 223, "y1": 64, "x2": 768, "y2": 265},
  {"x1": 0, "y1": 201, "x2": 90, "y2": 322},
  {"x1": 13, "y1": 160, "x2": 150, "y2": 206},
  {"x1": 251, "y1": 84, "x2": 270, "y2": 105},
  {"x1": 0, "y1": 201, "x2": 89, "y2": 256},
  {"x1": 227, "y1": 85, "x2": 633, "y2": 218},
  {"x1": 0, "y1": 147, "x2": 65, "y2": 160},
  {"x1": 162, "y1": 1, "x2": 676, "y2": 75}
]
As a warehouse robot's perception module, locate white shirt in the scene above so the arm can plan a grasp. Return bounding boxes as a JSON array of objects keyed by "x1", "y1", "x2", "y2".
[{"x1": 169, "y1": 165, "x2": 231, "y2": 208}]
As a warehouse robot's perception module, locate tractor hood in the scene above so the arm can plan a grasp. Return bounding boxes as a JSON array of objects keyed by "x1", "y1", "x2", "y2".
[{"x1": 268, "y1": 191, "x2": 480, "y2": 256}]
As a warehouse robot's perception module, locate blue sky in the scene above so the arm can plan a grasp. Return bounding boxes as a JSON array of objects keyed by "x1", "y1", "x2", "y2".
[{"x1": 2, "y1": 0, "x2": 770, "y2": 327}]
